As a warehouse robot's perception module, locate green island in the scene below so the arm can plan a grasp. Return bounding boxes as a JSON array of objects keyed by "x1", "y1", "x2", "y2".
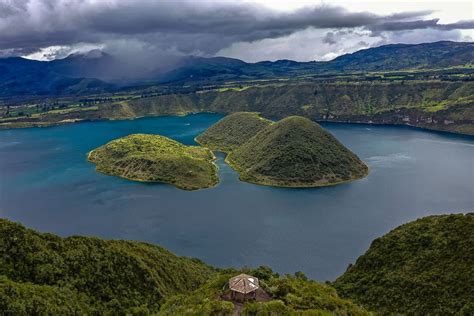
[
  {"x1": 1, "y1": 213, "x2": 472, "y2": 315},
  {"x1": 198, "y1": 113, "x2": 369, "y2": 187},
  {"x1": 334, "y1": 213, "x2": 474, "y2": 315},
  {"x1": 195, "y1": 112, "x2": 272, "y2": 152},
  {"x1": 88, "y1": 134, "x2": 218, "y2": 190}
]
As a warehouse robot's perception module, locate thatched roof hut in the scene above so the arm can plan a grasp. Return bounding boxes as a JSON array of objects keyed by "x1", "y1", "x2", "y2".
[{"x1": 229, "y1": 274, "x2": 259, "y2": 301}]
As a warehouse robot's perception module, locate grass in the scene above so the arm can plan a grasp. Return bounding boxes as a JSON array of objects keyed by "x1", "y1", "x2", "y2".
[{"x1": 88, "y1": 134, "x2": 219, "y2": 190}]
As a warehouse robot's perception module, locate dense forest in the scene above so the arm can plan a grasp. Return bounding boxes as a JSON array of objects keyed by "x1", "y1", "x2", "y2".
[
  {"x1": 1, "y1": 213, "x2": 472, "y2": 314},
  {"x1": 0, "y1": 218, "x2": 214, "y2": 314},
  {"x1": 334, "y1": 213, "x2": 474, "y2": 315}
]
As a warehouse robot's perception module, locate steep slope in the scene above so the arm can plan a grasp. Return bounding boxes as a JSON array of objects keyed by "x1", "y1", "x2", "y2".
[
  {"x1": 334, "y1": 213, "x2": 474, "y2": 315},
  {"x1": 0, "y1": 218, "x2": 215, "y2": 314},
  {"x1": 195, "y1": 112, "x2": 272, "y2": 152},
  {"x1": 3, "y1": 81, "x2": 472, "y2": 135},
  {"x1": 227, "y1": 116, "x2": 368, "y2": 187},
  {"x1": 88, "y1": 134, "x2": 218, "y2": 190}
]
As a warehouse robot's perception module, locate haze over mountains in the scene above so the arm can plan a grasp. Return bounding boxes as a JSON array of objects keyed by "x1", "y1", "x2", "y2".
[{"x1": 0, "y1": 41, "x2": 472, "y2": 97}]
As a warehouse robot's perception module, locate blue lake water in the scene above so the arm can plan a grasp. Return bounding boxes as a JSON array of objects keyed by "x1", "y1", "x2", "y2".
[{"x1": 0, "y1": 114, "x2": 473, "y2": 281}]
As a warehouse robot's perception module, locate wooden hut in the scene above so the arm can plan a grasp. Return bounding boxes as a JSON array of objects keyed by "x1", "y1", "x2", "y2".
[{"x1": 229, "y1": 274, "x2": 259, "y2": 302}]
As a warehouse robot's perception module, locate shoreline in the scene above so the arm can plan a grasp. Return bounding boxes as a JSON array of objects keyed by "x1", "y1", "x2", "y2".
[
  {"x1": 2, "y1": 111, "x2": 473, "y2": 137},
  {"x1": 224, "y1": 154, "x2": 370, "y2": 189},
  {"x1": 87, "y1": 139, "x2": 220, "y2": 192}
]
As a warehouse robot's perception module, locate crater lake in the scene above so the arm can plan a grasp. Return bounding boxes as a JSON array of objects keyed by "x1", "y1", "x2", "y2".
[{"x1": 1, "y1": 113, "x2": 473, "y2": 280}]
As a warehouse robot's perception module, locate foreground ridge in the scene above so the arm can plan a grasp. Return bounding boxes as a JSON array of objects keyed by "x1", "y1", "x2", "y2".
[{"x1": 334, "y1": 213, "x2": 474, "y2": 315}]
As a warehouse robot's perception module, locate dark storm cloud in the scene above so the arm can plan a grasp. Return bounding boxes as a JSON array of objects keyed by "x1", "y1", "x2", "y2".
[
  {"x1": 0, "y1": 0, "x2": 472, "y2": 58},
  {"x1": 373, "y1": 18, "x2": 474, "y2": 32},
  {"x1": 323, "y1": 32, "x2": 337, "y2": 45}
]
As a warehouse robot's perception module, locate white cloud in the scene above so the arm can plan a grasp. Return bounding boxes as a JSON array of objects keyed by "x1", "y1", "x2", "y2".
[
  {"x1": 23, "y1": 43, "x2": 105, "y2": 61},
  {"x1": 217, "y1": 26, "x2": 468, "y2": 62},
  {"x1": 0, "y1": 0, "x2": 471, "y2": 62},
  {"x1": 218, "y1": 28, "x2": 374, "y2": 62}
]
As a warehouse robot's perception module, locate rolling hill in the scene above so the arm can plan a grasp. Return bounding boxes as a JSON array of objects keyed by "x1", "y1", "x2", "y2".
[
  {"x1": 195, "y1": 112, "x2": 273, "y2": 152},
  {"x1": 226, "y1": 116, "x2": 369, "y2": 187}
]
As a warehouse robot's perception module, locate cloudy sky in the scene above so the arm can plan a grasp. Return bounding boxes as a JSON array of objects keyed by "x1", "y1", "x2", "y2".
[{"x1": 0, "y1": 0, "x2": 472, "y2": 62}]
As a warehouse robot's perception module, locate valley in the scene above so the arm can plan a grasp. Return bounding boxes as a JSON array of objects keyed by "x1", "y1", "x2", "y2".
[{"x1": 0, "y1": 41, "x2": 472, "y2": 135}]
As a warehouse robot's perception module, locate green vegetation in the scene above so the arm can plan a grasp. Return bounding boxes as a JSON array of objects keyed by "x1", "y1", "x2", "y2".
[
  {"x1": 226, "y1": 116, "x2": 368, "y2": 187},
  {"x1": 2, "y1": 214, "x2": 473, "y2": 315},
  {"x1": 1, "y1": 81, "x2": 473, "y2": 136},
  {"x1": 0, "y1": 219, "x2": 370, "y2": 315},
  {"x1": 334, "y1": 213, "x2": 474, "y2": 315},
  {"x1": 88, "y1": 134, "x2": 218, "y2": 190},
  {"x1": 160, "y1": 267, "x2": 370, "y2": 315},
  {"x1": 0, "y1": 218, "x2": 215, "y2": 314},
  {"x1": 195, "y1": 112, "x2": 272, "y2": 152}
]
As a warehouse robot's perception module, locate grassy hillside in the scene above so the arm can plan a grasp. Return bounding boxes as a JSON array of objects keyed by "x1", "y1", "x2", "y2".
[
  {"x1": 0, "y1": 218, "x2": 215, "y2": 314},
  {"x1": 88, "y1": 134, "x2": 218, "y2": 190},
  {"x1": 82, "y1": 81, "x2": 474, "y2": 136},
  {"x1": 334, "y1": 213, "x2": 474, "y2": 315},
  {"x1": 195, "y1": 112, "x2": 272, "y2": 152},
  {"x1": 227, "y1": 116, "x2": 368, "y2": 187},
  {"x1": 2, "y1": 81, "x2": 473, "y2": 135},
  {"x1": 159, "y1": 267, "x2": 370, "y2": 315}
]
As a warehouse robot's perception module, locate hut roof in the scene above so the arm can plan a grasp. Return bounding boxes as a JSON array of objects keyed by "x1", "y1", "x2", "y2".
[{"x1": 229, "y1": 274, "x2": 259, "y2": 294}]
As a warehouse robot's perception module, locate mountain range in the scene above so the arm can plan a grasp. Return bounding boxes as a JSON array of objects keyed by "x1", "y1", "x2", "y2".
[{"x1": 0, "y1": 41, "x2": 472, "y2": 98}]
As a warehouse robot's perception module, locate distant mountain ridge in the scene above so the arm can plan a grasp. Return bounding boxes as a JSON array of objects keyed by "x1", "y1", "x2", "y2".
[
  {"x1": 329, "y1": 41, "x2": 474, "y2": 71},
  {"x1": 0, "y1": 41, "x2": 472, "y2": 97}
]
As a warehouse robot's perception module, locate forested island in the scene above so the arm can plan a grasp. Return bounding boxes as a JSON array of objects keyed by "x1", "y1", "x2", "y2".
[
  {"x1": 87, "y1": 113, "x2": 366, "y2": 189},
  {"x1": 196, "y1": 112, "x2": 272, "y2": 152},
  {"x1": 88, "y1": 134, "x2": 218, "y2": 190},
  {"x1": 1, "y1": 213, "x2": 472, "y2": 315},
  {"x1": 198, "y1": 113, "x2": 368, "y2": 187}
]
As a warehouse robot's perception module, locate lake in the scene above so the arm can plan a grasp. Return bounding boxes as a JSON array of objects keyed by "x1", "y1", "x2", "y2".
[{"x1": 0, "y1": 114, "x2": 473, "y2": 281}]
